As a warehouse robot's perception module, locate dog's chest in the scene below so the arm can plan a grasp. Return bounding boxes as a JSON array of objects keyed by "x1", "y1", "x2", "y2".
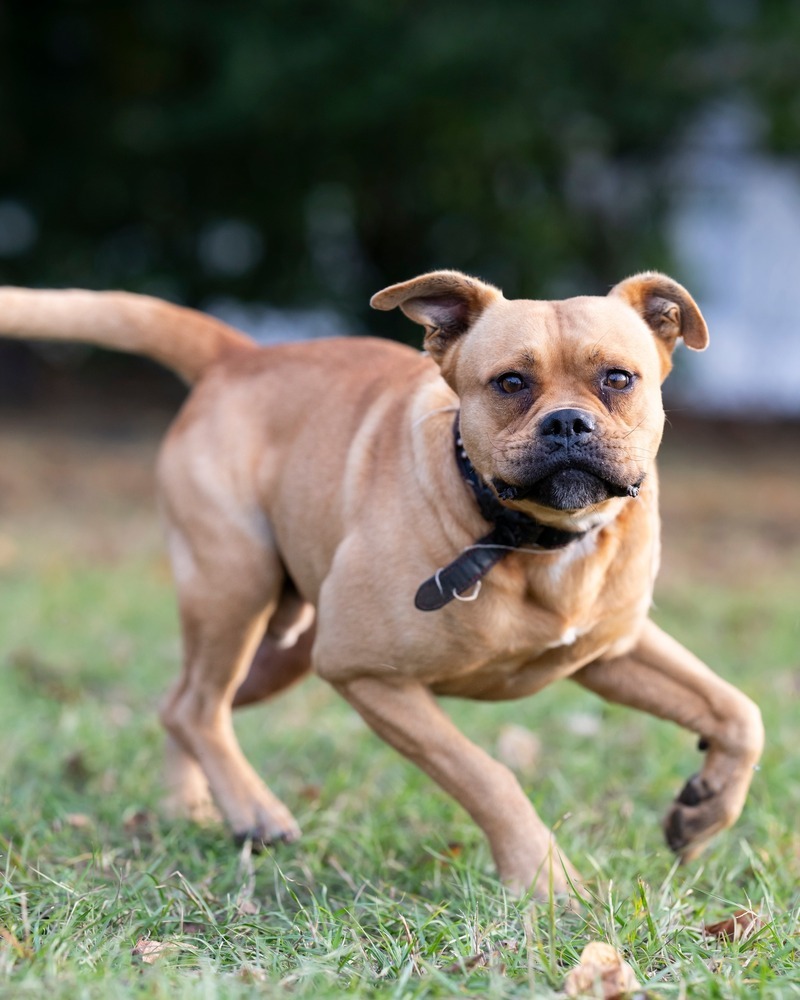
[
  {"x1": 426, "y1": 552, "x2": 650, "y2": 698},
  {"x1": 428, "y1": 606, "x2": 637, "y2": 699}
]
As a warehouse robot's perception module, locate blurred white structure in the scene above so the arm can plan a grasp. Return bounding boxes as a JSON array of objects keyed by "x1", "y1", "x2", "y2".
[
  {"x1": 669, "y1": 103, "x2": 800, "y2": 416},
  {"x1": 205, "y1": 298, "x2": 351, "y2": 345},
  {"x1": 208, "y1": 105, "x2": 800, "y2": 419}
]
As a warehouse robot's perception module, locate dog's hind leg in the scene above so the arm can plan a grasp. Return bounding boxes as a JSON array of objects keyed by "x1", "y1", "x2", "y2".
[
  {"x1": 162, "y1": 620, "x2": 313, "y2": 822},
  {"x1": 159, "y1": 526, "x2": 302, "y2": 844},
  {"x1": 573, "y1": 617, "x2": 763, "y2": 861},
  {"x1": 165, "y1": 583, "x2": 314, "y2": 816},
  {"x1": 156, "y1": 420, "x2": 302, "y2": 844}
]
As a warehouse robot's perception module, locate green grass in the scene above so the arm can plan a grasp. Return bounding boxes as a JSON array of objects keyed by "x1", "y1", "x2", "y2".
[{"x1": 1, "y1": 443, "x2": 799, "y2": 997}]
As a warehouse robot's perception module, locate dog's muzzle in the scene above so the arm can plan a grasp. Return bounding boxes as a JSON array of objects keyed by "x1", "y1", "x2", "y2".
[
  {"x1": 491, "y1": 408, "x2": 642, "y2": 511},
  {"x1": 494, "y1": 466, "x2": 636, "y2": 510}
]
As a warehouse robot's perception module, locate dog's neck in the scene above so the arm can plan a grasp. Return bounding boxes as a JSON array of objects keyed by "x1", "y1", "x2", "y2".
[{"x1": 414, "y1": 417, "x2": 587, "y2": 611}]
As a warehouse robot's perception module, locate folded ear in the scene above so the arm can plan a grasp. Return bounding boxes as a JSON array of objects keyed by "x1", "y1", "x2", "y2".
[
  {"x1": 370, "y1": 270, "x2": 502, "y2": 363},
  {"x1": 609, "y1": 271, "x2": 709, "y2": 377}
]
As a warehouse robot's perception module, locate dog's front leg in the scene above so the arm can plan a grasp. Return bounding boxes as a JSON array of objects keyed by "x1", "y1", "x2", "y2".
[
  {"x1": 334, "y1": 675, "x2": 581, "y2": 900},
  {"x1": 573, "y1": 618, "x2": 764, "y2": 860}
]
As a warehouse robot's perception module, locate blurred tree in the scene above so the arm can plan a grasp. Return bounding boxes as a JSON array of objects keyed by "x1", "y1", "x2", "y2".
[{"x1": 0, "y1": 0, "x2": 795, "y2": 341}]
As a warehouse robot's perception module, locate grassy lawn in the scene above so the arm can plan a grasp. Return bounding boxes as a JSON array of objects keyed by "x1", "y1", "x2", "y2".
[{"x1": 0, "y1": 412, "x2": 798, "y2": 998}]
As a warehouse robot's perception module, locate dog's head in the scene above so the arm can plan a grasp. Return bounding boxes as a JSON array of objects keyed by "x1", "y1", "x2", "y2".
[{"x1": 372, "y1": 270, "x2": 708, "y2": 527}]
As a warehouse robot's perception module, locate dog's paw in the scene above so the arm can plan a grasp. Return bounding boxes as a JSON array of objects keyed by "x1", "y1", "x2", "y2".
[
  {"x1": 663, "y1": 772, "x2": 733, "y2": 860},
  {"x1": 233, "y1": 807, "x2": 301, "y2": 850},
  {"x1": 161, "y1": 790, "x2": 223, "y2": 825}
]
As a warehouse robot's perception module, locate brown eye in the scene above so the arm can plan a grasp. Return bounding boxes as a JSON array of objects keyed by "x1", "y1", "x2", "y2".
[
  {"x1": 604, "y1": 370, "x2": 632, "y2": 390},
  {"x1": 497, "y1": 372, "x2": 526, "y2": 394}
]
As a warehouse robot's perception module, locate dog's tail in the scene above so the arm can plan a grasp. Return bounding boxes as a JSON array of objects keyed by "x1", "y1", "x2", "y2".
[{"x1": 0, "y1": 287, "x2": 256, "y2": 384}]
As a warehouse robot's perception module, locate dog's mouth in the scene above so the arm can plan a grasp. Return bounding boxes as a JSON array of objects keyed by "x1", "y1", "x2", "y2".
[{"x1": 492, "y1": 464, "x2": 641, "y2": 511}]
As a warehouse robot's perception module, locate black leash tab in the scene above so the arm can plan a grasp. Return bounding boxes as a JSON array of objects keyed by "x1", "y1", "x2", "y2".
[{"x1": 414, "y1": 534, "x2": 504, "y2": 611}]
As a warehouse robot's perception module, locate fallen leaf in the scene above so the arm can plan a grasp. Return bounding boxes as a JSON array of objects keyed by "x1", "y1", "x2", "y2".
[
  {"x1": 496, "y1": 724, "x2": 541, "y2": 775},
  {"x1": 65, "y1": 813, "x2": 93, "y2": 830},
  {"x1": 131, "y1": 937, "x2": 177, "y2": 965},
  {"x1": 704, "y1": 909, "x2": 764, "y2": 942},
  {"x1": 565, "y1": 941, "x2": 640, "y2": 998}
]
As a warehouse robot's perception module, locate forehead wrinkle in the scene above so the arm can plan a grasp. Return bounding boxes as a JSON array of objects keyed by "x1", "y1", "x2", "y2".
[
  {"x1": 548, "y1": 300, "x2": 598, "y2": 374},
  {"x1": 468, "y1": 299, "x2": 551, "y2": 373},
  {"x1": 552, "y1": 297, "x2": 639, "y2": 370},
  {"x1": 516, "y1": 301, "x2": 564, "y2": 369}
]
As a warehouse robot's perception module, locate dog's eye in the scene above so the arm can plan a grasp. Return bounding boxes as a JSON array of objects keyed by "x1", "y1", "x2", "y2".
[
  {"x1": 496, "y1": 372, "x2": 526, "y2": 394},
  {"x1": 603, "y1": 370, "x2": 632, "y2": 390}
]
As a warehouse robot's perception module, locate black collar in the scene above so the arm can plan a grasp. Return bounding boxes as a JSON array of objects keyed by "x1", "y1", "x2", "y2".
[{"x1": 414, "y1": 417, "x2": 586, "y2": 611}]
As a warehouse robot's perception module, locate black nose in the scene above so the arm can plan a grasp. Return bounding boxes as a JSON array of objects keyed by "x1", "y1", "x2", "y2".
[{"x1": 539, "y1": 408, "x2": 596, "y2": 446}]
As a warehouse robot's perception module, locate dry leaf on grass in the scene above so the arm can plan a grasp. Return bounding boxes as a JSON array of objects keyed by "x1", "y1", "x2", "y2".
[
  {"x1": 64, "y1": 813, "x2": 93, "y2": 830},
  {"x1": 496, "y1": 724, "x2": 541, "y2": 774},
  {"x1": 564, "y1": 941, "x2": 640, "y2": 998},
  {"x1": 131, "y1": 937, "x2": 178, "y2": 965},
  {"x1": 704, "y1": 909, "x2": 764, "y2": 942}
]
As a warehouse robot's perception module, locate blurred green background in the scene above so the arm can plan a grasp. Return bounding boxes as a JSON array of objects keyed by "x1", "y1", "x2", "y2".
[
  {"x1": 2, "y1": 3, "x2": 799, "y2": 306},
  {"x1": 1, "y1": 0, "x2": 800, "y2": 408}
]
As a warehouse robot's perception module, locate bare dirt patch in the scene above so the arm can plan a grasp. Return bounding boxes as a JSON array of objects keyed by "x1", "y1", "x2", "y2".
[{"x1": 658, "y1": 417, "x2": 800, "y2": 588}]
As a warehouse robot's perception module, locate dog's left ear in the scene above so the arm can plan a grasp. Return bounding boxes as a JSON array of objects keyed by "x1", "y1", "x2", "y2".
[
  {"x1": 610, "y1": 272, "x2": 709, "y2": 377},
  {"x1": 371, "y1": 270, "x2": 502, "y2": 363}
]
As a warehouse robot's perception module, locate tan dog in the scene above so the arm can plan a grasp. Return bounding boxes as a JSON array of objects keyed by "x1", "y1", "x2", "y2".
[{"x1": 0, "y1": 272, "x2": 764, "y2": 898}]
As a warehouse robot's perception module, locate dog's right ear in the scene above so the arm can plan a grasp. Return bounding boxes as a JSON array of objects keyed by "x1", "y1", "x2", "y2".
[{"x1": 370, "y1": 270, "x2": 502, "y2": 363}]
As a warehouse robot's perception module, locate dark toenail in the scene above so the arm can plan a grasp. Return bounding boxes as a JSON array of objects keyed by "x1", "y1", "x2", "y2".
[
  {"x1": 697, "y1": 737, "x2": 709, "y2": 751},
  {"x1": 664, "y1": 811, "x2": 686, "y2": 852},
  {"x1": 677, "y1": 774, "x2": 712, "y2": 806},
  {"x1": 233, "y1": 829, "x2": 288, "y2": 852},
  {"x1": 233, "y1": 829, "x2": 265, "y2": 852}
]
